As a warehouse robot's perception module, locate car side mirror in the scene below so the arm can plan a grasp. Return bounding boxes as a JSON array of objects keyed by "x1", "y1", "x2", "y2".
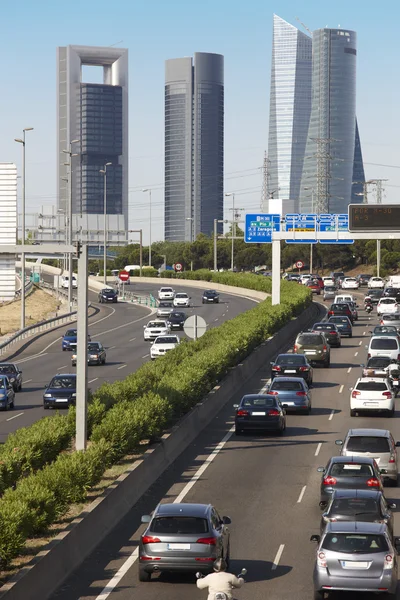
[
  {"x1": 335, "y1": 440, "x2": 343, "y2": 446},
  {"x1": 240, "y1": 568, "x2": 247, "y2": 576},
  {"x1": 18, "y1": 370, "x2": 22, "y2": 374},
  {"x1": 141, "y1": 515, "x2": 151, "y2": 523},
  {"x1": 270, "y1": 361, "x2": 274, "y2": 365},
  {"x1": 389, "y1": 503, "x2": 397, "y2": 509},
  {"x1": 317, "y1": 467, "x2": 325, "y2": 473},
  {"x1": 310, "y1": 535, "x2": 321, "y2": 543},
  {"x1": 222, "y1": 516, "x2": 231, "y2": 525},
  {"x1": 196, "y1": 572, "x2": 202, "y2": 579},
  {"x1": 44, "y1": 384, "x2": 48, "y2": 389}
]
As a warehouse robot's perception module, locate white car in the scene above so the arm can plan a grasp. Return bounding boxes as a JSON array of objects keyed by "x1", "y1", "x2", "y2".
[
  {"x1": 143, "y1": 320, "x2": 170, "y2": 341},
  {"x1": 300, "y1": 274, "x2": 311, "y2": 285},
  {"x1": 173, "y1": 292, "x2": 190, "y2": 308},
  {"x1": 350, "y1": 377, "x2": 395, "y2": 417},
  {"x1": 61, "y1": 275, "x2": 77, "y2": 289},
  {"x1": 368, "y1": 277, "x2": 385, "y2": 289},
  {"x1": 322, "y1": 277, "x2": 335, "y2": 287},
  {"x1": 341, "y1": 277, "x2": 359, "y2": 290},
  {"x1": 158, "y1": 287, "x2": 175, "y2": 300},
  {"x1": 367, "y1": 335, "x2": 400, "y2": 361},
  {"x1": 377, "y1": 298, "x2": 400, "y2": 316},
  {"x1": 150, "y1": 335, "x2": 180, "y2": 360},
  {"x1": 334, "y1": 294, "x2": 355, "y2": 305}
]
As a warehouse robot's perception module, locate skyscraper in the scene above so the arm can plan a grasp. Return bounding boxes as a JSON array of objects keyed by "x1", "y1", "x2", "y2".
[
  {"x1": 164, "y1": 53, "x2": 224, "y2": 242},
  {"x1": 298, "y1": 28, "x2": 364, "y2": 213},
  {"x1": 267, "y1": 15, "x2": 312, "y2": 212},
  {"x1": 57, "y1": 45, "x2": 128, "y2": 234}
]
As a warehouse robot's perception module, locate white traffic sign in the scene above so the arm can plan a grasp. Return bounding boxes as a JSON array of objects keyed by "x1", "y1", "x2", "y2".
[
  {"x1": 295, "y1": 261, "x2": 304, "y2": 269},
  {"x1": 174, "y1": 263, "x2": 183, "y2": 272},
  {"x1": 184, "y1": 315, "x2": 207, "y2": 340}
]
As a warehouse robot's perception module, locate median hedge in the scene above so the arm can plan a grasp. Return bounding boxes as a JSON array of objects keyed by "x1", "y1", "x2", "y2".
[{"x1": 0, "y1": 274, "x2": 310, "y2": 566}]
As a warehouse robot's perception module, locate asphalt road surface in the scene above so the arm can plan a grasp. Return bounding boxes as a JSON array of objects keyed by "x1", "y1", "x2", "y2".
[
  {"x1": 0, "y1": 282, "x2": 256, "y2": 443},
  {"x1": 50, "y1": 295, "x2": 400, "y2": 600}
]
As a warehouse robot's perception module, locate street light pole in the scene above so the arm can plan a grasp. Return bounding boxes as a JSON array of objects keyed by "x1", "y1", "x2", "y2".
[
  {"x1": 213, "y1": 218, "x2": 218, "y2": 272},
  {"x1": 142, "y1": 189, "x2": 152, "y2": 266},
  {"x1": 14, "y1": 127, "x2": 34, "y2": 329},
  {"x1": 225, "y1": 192, "x2": 235, "y2": 271},
  {"x1": 100, "y1": 162, "x2": 112, "y2": 286},
  {"x1": 63, "y1": 140, "x2": 79, "y2": 311}
]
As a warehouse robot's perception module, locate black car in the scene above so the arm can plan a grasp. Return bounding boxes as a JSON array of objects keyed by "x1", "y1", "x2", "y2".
[
  {"x1": 357, "y1": 274, "x2": 372, "y2": 286},
  {"x1": 43, "y1": 374, "x2": 76, "y2": 409},
  {"x1": 320, "y1": 489, "x2": 396, "y2": 536},
  {"x1": 328, "y1": 315, "x2": 352, "y2": 337},
  {"x1": 383, "y1": 287, "x2": 400, "y2": 301},
  {"x1": 167, "y1": 311, "x2": 187, "y2": 331},
  {"x1": 202, "y1": 289, "x2": 220, "y2": 304},
  {"x1": 98, "y1": 287, "x2": 118, "y2": 303},
  {"x1": 311, "y1": 323, "x2": 341, "y2": 348},
  {"x1": 327, "y1": 303, "x2": 354, "y2": 323},
  {"x1": 0, "y1": 363, "x2": 22, "y2": 392},
  {"x1": 270, "y1": 353, "x2": 313, "y2": 385},
  {"x1": 317, "y1": 456, "x2": 383, "y2": 508},
  {"x1": 366, "y1": 289, "x2": 384, "y2": 304},
  {"x1": 234, "y1": 394, "x2": 286, "y2": 435}
]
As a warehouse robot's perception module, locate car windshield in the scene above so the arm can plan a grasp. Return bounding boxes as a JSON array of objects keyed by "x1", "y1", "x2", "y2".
[
  {"x1": 297, "y1": 334, "x2": 323, "y2": 345},
  {"x1": 356, "y1": 382, "x2": 389, "y2": 392},
  {"x1": 49, "y1": 377, "x2": 75, "y2": 389},
  {"x1": 0, "y1": 380, "x2": 6, "y2": 389},
  {"x1": 370, "y1": 339, "x2": 398, "y2": 350},
  {"x1": 170, "y1": 313, "x2": 184, "y2": 319},
  {"x1": 148, "y1": 322, "x2": 166, "y2": 328},
  {"x1": 329, "y1": 498, "x2": 379, "y2": 516},
  {"x1": 88, "y1": 344, "x2": 100, "y2": 352},
  {"x1": 322, "y1": 533, "x2": 388, "y2": 554},
  {"x1": 160, "y1": 288, "x2": 173, "y2": 293},
  {"x1": 65, "y1": 330, "x2": 77, "y2": 337},
  {"x1": 0, "y1": 365, "x2": 15, "y2": 374},
  {"x1": 367, "y1": 357, "x2": 391, "y2": 368},
  {"x1": 151, "y1": 517, "x2": 208, "y2": 535},
  {"x1": 159, "y1": 302, "x2": 173, "y2": 307},
  {"x1": 175, "y1": 294, "x2": 187, "y2": 298},
  {"x1": 330, "y1": 463, "x2": 374, "y2": 477},
  {"x1": 242, "y1": 396, "x2": 276, "y2": 407},
  {"x1": 270, "y1": 381, "x2": 303, "y2": 391},
  {"x1": 205, "y1": 290, "x2": 217, "y2": 295},
  {"x1": 154, "y1": 337, "x2": 178, "y2": 344},
  {"x1": 275, "y1": 355, "x2": 305, "y2": 365},
  {"x1": 346, "y1": 436, "x2": 390, "y2": 453}
]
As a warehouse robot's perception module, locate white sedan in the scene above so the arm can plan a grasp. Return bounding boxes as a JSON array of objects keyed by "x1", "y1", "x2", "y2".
[
  {"x1": 350, "y1": 377, "x2": 395, "y2": 417},
  {"x1": 158, "y1": 287, "x2": 175, "y2": 300},
  {"x1": 368, "y1": 277, "x2": 385, "y2": 289},
  {"x1": 143, "y1": 320, "x2": 169, "y2": 341},
  {"x1": 150, "y1": 335, "x2": 180, "y2": 360},
  {"x1": 341, "y1": 277, "x2": 359, "y2": 290},
  {"x1": 377, "y1": 298, "x2": 400, "y2": 316},
  {"x1": 323, "y1": 277, "x2": 335, "y2": 287},
  {"x1": 173, "y1": 292, "x2": 191, "y2": 308}
]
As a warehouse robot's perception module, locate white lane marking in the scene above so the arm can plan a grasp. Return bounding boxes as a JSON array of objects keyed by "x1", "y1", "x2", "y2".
[
  {"x1": 15, "y1": 352, "x2": 48, "y2": 365},
  {"x1": 129, "y1": 338, "x2": 136, "y2": 342},
  {"x1": 93, "y1": 312, "x2": 153, "y2": 339},
  {"x1": 363, "y1": 331, "x2": 366, "y2": 335},
  {"x1": 315, "y1": 442, "x2": 322, "y2": 456},
  {"x1": 339, "y1": 385, "x2": 344, "y2": 394},
  {"x1": 117, "y1": 364, "x2": 127, "y2": 370},
  {"x1": 329, "y1": 410, "x2": 335, "y2": 421},
  {"x1": 354, "y1": 351, "x2": 358, "y2": 357},
  {"x1": 88, "y1": 378, "x2": 98, "y2": 384},
  {"x1": 23, "y1": 379, "x2": 32, "y2": 384},
  {"x1": 108, "y1": 345, "x2": 116, "y2": 350},
  {"x1": 358, "y1": 340, "x2": 362, "y2": 346},
  {"x1": 141, "y1": 354, "x2": 149, "y2": 359},
  {"x1": 271, "y1": 544, "x2": 285, "y2": 570},
  {"x1": 6, "y1": 412, "x2": 24, "y2": 422},
  {"x1": 58, "y1": 365, "x2": 68, "y2": 370},
  {"x1": 297, "y1": 486, "x2": 307, "y2": 503},
  {"x1": 347, "y1": 367, "x2": 352, "y2": 374},
  {"x1": 96, "y1": 425, "x2": 236, "y2": 599},
  {"x1": 214, "y1": 318, "x2": 219, "y2": 322}
]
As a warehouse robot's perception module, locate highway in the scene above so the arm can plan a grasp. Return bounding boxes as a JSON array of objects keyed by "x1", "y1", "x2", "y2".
[
  {"x1": 0, "y1": 282, "x2": 256, "y2": 443},
  {"x1": 50, "y1": 297, "x2": 400, "y2": 600}
]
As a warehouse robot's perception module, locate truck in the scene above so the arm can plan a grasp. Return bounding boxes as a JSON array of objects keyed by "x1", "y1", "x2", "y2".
[{"x1": 388, "y1": 275, "x2": 400, "y2": 288}]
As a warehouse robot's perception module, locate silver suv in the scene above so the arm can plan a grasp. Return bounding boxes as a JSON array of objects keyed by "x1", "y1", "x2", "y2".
[
  {"x1": 336, "y1": 428, "x2": 400, "y2": 486},
  {"x1": 311, "y1": 521, "x2": 400, "y2": 598}
]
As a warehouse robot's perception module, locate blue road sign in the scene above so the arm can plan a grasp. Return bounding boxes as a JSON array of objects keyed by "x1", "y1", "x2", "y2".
[
  {"x1": 285, "y1": 213, "x2": 318, "y2": 244},
  {"x1": 319, "y1": 214, "x2": 354, "y2": 244},
  {"x1": 244, "y1": 214, "x2": 281, "y2": 243}
]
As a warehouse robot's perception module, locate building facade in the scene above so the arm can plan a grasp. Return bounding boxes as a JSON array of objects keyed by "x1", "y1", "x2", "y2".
[
  {"x1": 298, "y1": 28, "x2": 364, "y2": 213},
  {"x1": 267, "y1": 15, "x2": 312, "y2": 212},
  {"x1": 57, "y1": 45, "x2": 128, "y2": 237},
  {"x1": 0, "y1": 164, "x2": 17, "y2": 300},
  {"x1": 164, "y1": 53, "x2": 224, "y2": 242}
]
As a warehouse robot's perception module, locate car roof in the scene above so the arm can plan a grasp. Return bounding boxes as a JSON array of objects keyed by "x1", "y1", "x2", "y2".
[
  {"x1": 331, "y1": 488, "x2": 381, "y2": 500},
  {"x1": 270, "y1": 377, "x2": 305, "y2": 383},
  {"x1": 52, "y1": 373, "x2": 76, "y2": 379},
  {"x1": 356, "y1": 377, "x2": 390, "y2": 383},
  {"x1": 324, "y1": 521, "x2": 387, "y2": 535},
  {"x1": 241, "y1": 394, "x2": 275, "y2": 400},
  {"x1": 329, "y1": 455, "x2": 376, "y2": 464},
  {"x1": 0, "y1": 363, "x2": 15, "y2": 367},
  {"x1": 155, "y1": 503, "x2": 211, "y2": 518},
  {"x1": 346, "y1": 428, "x2": 390, "y2": 438}
]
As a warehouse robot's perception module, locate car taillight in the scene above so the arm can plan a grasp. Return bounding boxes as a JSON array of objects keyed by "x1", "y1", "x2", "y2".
[
  {"x1": 196, "y1": 537, "x2": 216, "y2": 545},
  {"x1": 268, "y1": 409, "x2": 280, "y2": 416},
  {"x1": 398, "y1": 354, "x2": 400, "y2": 361},
  {"x1": 383, "y1": 391, "x2": 393, "y2": 398},
  {"x1": 294, "y1": 345, "x2": 298, "y2": 352},
  {"x1": 299, "y1": 366, "x2": 309, "y2": 372},
  {"x1": 317, "y1": 551, "x2": 327, "y2": 568},
  {"x1": 368, "y1": 353, "x2": 371, "y2": 359},
  {"x1": 323, "y1": 476, "x2": 337, "y2": 486},
  {"x1": 237, "y1": 409, "x2": 249, "y2": 416},
  {"x1": 367, "y1": 478, "x2": 380, "y2": 488},
  {"x1": 389, "y1": 455, "x2": 396, "y2": 464},
  {"x1": 323, "y1": 345, "x2": 327, "y2": 352},
  {"x1": 296, "y1": 391, "x2": 307, "y2": 396},
  {"x1": 384, "y1": 554, "x2": 394, "y2": 569},
  {"x1": 272, "y1": 365, "x2": 281, "y2": 372},
  {"x1": 142, "y1": 536, "x2": 161, "y2": 544},
  {"x1": 351, "y1": 391, "x2": 360, "y2": 398},
  {"x1": 267, "y1": 390, "x2": 278, "y2": 395},
  {"x1": 328, "y1": 311, "x2": 333, "y2": 316}
]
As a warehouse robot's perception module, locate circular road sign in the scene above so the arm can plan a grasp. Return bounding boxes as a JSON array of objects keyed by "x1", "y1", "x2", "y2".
[
  {"x1": 184, "y1": 315, "x2": 207, "y2": 340},
  {"x1": 118, "y1": 270, "x2": 130, "y2": 282},
  {"x1": 295, "y1": 261, "x2": 304, "y2": 269},
  {"x1": 174, "y1": 263, "x2": 183, "y2": 272}
]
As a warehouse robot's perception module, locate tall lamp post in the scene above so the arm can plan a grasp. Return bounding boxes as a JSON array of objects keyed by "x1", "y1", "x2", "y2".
[
  {"x1": 100, "y1": 162, "x2": 112, "y2": 286},
  {"x1": 141, "y1": 188, "x2": 152, "y2": 266},
  {"x1": 62, "y1": 139, "x2": 80, "y2": 311},
  {"x1": 14, "y1": 127, "x2": 34, "y2": 329},
  {"x1": 304, "y1": 186, "x2": 315, "y2": 274},
  {"x1": 225, "y1": 192, "x2": 235, "y2": 271}
]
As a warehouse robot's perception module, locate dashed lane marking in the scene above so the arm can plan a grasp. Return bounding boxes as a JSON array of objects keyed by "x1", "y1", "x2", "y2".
[
  {"x1": 272, "y1": 544, "x2": 285, "y2": 570},
  {"x1": 117, "y1": 364, "x2": 127, "y2": 370},
  {"x1": 6, "y1": 412, "x2": 24, "y2": 422},
  {"x1": 339, "y1": 385, "x2": 344, "y2": 394},
  {"x1": 347, "y1": 367, "x2": 352, "y2": 374},
  {"x1": 329, "y1": 410, "x2": 335, "y2": 421},
  {"x1": 297, "y1": 486, "x2": 307, "y2": 503},
  {"x1": 88, "y1": 378, "x2": 98, "y2": 384},
  {"x1": 315, "y1": 442, "x2": 322, "y2": 456}
]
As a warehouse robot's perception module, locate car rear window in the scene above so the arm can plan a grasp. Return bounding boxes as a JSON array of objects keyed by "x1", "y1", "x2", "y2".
[
  {"x1": 322, "y1": 533, "x2": 389, "y2": 554},
  {"x1": 275, "y1": 355, "x2": 305, "y2": 365},
  {"x1": 0, "y1": 365, "x2": 15, "y2": 374},
  {"x1": 381, "y1": 315, "x2": 400, "y2": 321},
  {"x1": 313, "y1": 324, "x2": 335, "y2": 332},
  {"x1": 373, "y1": 326, "x2": 397, "y2": 334},
  {"x1": 330, "y1": 463, "x2": 373, "y2": 477},
  {"x1": 380, "y1": 299, "x2": 396, "y2": 304},
  {"x1": 367, "y1": 357, "x2": 391, "y2": 368},
  {"x1": 370, "y1": 339, "x2": 398, "y2": 350},
  {"x1": 324, "y1": 286, "x2": 336, "y2": 292},
  {"x1": 65, "y1": 330, "x2": 76, "y2": 337},
  {"x1": 154, "y1": 337, "x2": 178, "y2": 344},
  {"x1": 242, "y1": 396, "x2": 275, "y2": 407},
  {"x1": 151, "y1": 517, "x2": 208, "y2": 535},
  {"x1": 330, "y1": 497, "x2": 379, "y2": 516},
  {"x1": 50, "y1": 377, "x2": 75, "y2": 389},
  {"x1": 297, "y1": 334, "x2": 323, "y2": 345},
  {"x1": 329, "y1": 317, "x2": 350, "y2": 325},
  {"x1": 270, "y1": 381, "x2": 303, "y2": 391},
  {"x1": 331, "y1": 303, "x2": 349, "y2": 310},
  {"x1": 355, "y1": 382, "x2": 389, "y2": 392},
  {"x1": 346, "y1": 436, "x2": 390, "y2": 453}
]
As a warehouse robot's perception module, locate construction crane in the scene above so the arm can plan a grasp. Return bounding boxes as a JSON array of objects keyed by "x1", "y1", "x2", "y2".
[{"x1": 295, "y1": 16, "x2": 312, "y2": 35}]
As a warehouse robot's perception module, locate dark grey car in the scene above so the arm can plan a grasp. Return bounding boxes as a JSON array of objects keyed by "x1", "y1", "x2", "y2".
[
  {"x1": 138, "y1": 503, "x2": 231, "y2": 581},
  {"x1": 0, "y1": 363, "x2": 22, "y2": 392}
]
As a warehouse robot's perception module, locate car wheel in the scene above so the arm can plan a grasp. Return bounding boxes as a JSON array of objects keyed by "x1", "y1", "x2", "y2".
[
  {"x1": 390, "y1": 477, "x2": 398, "y2": 488},
  {"x1": 225, "y1": 542, "x2": 231, "y2": 568},
  {"x1": 18, "y1": 384, "x2": 22, "y2": 392},
  {"x1": 348, "y1": 334, "x2": 352, "y2": 338},
  {"x1": 139, "y1": 568, "x2": 151, "y2": 582},
  {"x1": 62, "y1": 348, "x2": 66, "y2": 351},
  {"x1": 235, "y1": 428, "x2": 242, "y2": 436},
  {"x1": 278, "y1": 424, "x2": 285, "y2": 435},
  {"x1": 324, "y1": 359, "x2": 330, "y2": 368},
  {"x1": 350, "y1": 409, "x2": 356, "y2": 417},
  {"x1": 44, "y1": 404, "x2": 49, "y2": 410},
  {"x1": 9, "y1": 399, "x2": 14, "y2": 409},
  {"x1": 388, "y1": 408, "x2": 395, "y2": 418},
  {"x1": 306, "y1": 406, "x2": 311, "y2": 415},
  {"x1": 313, "y1": 591, "x2": 324, "y2": 600}
]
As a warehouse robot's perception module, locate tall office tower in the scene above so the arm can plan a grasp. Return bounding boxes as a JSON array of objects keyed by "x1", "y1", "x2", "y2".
[
  {"x1": 298, "y1": 28, "x2": 364, "y2": 213},
  {"x1": 164, "y1": 53, "x2": 224, "y2": 242},
  {"x1": 57, "y1": 45, "x2": 128, "y2": 235},
  {"x1": 267, "y1": 15, "x2": 312, "y2": 213}
]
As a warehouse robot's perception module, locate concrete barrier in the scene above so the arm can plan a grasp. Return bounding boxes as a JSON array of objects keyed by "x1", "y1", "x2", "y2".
[{"x1": 0, "y1": 301, "x2": 323, "y2": 600}]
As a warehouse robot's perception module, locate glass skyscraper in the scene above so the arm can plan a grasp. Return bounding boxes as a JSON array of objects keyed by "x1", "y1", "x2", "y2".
[{"x1": 164, "y1": 53, "x2": 224, "y2": 242}]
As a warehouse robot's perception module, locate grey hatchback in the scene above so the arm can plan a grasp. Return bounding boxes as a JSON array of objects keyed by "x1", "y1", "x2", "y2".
[
  {"x1": 139, "y1": 503, "x2": 231, "y2": 581},
  {"x1": 311, "y1": 521, "x2": 400, "y2": 598}
]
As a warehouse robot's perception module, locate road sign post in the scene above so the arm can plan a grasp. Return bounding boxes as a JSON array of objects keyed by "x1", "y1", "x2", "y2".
[
  {"x1": 271, "y1": 240, "x2": 281, "y2": 306},
  {"x1": 76, "y1": 244, "x2": 88, "y2": 451},
  {"x1": 174, "y1": 263, "x2": 183, "y2": 272},
  {"x1": 118, "y1": 270, "x2": 130, "y2": 282},
  {"x1": 184, "y1": 315, "x2": 207, "y2": 340}
]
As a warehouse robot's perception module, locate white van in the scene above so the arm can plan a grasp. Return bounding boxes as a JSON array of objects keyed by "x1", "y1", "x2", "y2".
[
  {"x1": 334, "y1": 294, "x2": 354, "y2": 304},
  {"x1": 60, "y1": 275, "x2": 77, "y2": 289},
  {"x1": 367, "y1": 336, "x2": 400, "y2": 361}
]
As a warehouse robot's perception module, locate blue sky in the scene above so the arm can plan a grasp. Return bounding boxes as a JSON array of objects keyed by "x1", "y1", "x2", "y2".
[{"x1": 1, "y1": 0, "x2": 399, "y2": 244}]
